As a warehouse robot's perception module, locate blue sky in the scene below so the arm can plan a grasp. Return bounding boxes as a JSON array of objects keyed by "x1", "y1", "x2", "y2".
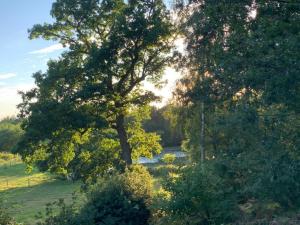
[
  {"x1": 0, "y1": 0, "x2": 181, "y2": 119},
  {"x1": 0, "y1": 0, "x2": 62, "y2": 80},
  {"x1": 0, "y1": 0, "x2": 67, "y2": 118}
]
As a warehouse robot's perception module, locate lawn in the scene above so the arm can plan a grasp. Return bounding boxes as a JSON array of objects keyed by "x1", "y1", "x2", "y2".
[{"x1": 0, "y1": 156, "x2": 81, "y2": 225}]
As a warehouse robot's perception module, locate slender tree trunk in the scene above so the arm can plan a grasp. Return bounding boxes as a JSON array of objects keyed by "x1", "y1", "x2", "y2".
[
  {"x1": 200, "y1": 102, "x2": 205, "y2": 167},
  {"x1": 116, "y1": 114, "x2": 132, "y2": 165}
]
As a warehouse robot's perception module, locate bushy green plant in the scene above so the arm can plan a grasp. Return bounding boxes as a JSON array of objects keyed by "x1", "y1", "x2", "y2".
[
  {"x1": 38, "y1": 165, "x2": 153, "y2": 225},
  {"x1": 148, "y1": 164, "x2": 179, "y2": 179},
  {"x1": 161, "y1": 163, "x2": 238, "y2": 225},
  {"x1": 161, "y1": 154, "x2": 176, "y2": 164},
  {"x1": 76, "y1": 165, "x2": 153, "y2": 225}
]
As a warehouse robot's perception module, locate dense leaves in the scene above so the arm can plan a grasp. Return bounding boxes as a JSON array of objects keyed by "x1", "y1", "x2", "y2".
[
  {"x1": 171, "y1": 0, "x2": 300, "y2": 223},
  {"x1": 162, "y1": 164, "x2": 238, "y2": 225}
]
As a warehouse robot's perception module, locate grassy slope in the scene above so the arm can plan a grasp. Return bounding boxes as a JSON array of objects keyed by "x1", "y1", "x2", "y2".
[{"x1": 0, "y1": 159, "x2": 81, "y2": 225}]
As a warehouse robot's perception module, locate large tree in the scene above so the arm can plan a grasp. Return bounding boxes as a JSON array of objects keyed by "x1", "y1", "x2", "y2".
[
  {"x1": 177, "y1": 0, "x2": 299, "y2": 110},
  {"x1": 174, "y1": 0, "x2": 300, "y2": 211},
  {"x1": 17, "y1": 0, "x2": 173, "y2": 172}
]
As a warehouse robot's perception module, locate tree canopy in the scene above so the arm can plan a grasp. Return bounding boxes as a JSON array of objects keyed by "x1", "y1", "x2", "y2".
[
  {"x1": 172, "y1": 0, "x2": 300, "y2": 219},
  {"x1": 17, "y1": 0, "x2": 174, "y2": 177}
]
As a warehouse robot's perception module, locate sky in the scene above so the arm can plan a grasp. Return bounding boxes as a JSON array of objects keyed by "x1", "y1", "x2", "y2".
[{"x1": 0, "y1": 0, "x2": 181, "y2": 119}]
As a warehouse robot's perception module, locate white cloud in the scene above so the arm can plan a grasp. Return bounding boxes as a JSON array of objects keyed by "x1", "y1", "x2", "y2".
[
  {"x1": 29, "y1": 43, "x2": 64, "y2": 54},
  {"x1": 0, "y1": 73, "x2": 17, "y2": 80},
  {"x1": 0, "y1": 83, "x2": 34, "y2": 119}
]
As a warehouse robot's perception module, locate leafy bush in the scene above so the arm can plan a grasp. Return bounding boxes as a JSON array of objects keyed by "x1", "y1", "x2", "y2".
[
  {"x1": 250, "y1": 153, "x2": 300, "y2": 209},
  {"x1": 161, "y1": 154, "x2": 176, "y2": 164},
  {"x1": 39, "y1": 165, "x2": 153, "y2": 225},
  {"x1": 160, "y1": 163, "x2": 238, "y2": 225},
  {"x1": 148, "y1": 164, "x2": 179, "y2": 178}
]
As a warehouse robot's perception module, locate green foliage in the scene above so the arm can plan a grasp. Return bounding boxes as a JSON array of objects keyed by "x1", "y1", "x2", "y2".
[
  {"x1": 18, "y1": 0, "x2": 174, "y2": 171},
  {"x1": 147, "y1": 164, "x2": 180, "y2": 181},
  {"x1": 178, "y1": 104, "x2": 300, "y2": 220},
  {"x1": 161, "y1": 153, "x2": 176, "y2": 164},
  {"x1": 173, "y1": 0, "x2": 300, "y2": 223},
  {"x1": 0, "y1": 152, "x2": 19, "y2": 164},
  {"x1": 76, "y1": 165, "x2": 154, "y2": 225},
  {"x1": 160, "y1": 164, "x2": 238, "y2": 225},
  {"x1": 0, "y1": 118, "x2": 23, "y2": 152},
  {"x1": 177, "y1": 0, "x2": 300, "y2": 111},
  {"x1": 67, "y1": 129, "x2": 122, "y2": 182},
  {"x1": 38, "y1": 165, "x2": 154, "y2": 225},
  {"x1": 128, "y1": 106, "x2": 163, "y2": 160}
]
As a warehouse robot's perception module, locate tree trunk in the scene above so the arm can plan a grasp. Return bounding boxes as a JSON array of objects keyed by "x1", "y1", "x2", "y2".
[
  {"x1": 116, "y1": 114, "x2": 132, "y2": 165},
  {"x1": 200, "y1": 102, "x2": 205, "y2": 167}
]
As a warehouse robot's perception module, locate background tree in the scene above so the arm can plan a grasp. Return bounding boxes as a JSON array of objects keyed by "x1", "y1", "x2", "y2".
[
  {"x1": 143, "y1": 105, "x2": 183, "y2": 147},
  {"x1": 17, "y1": 0, "x2": 174, "y2": 176},
  {"x1": 172, "y1": 0, "x2": 300, "y2": 220},
  {"x1": 0, "y1": 118, "x2": 23, "y2": 153}
]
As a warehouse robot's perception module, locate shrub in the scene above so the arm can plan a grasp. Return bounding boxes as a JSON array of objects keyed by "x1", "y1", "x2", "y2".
[
  {"x1": 161, "y1": 154, "x2": 176, "y2": 164},
  {"x1": 77, "y1": 165, "x2": 153, "y2": 225},
  {"x1": 160, "y1": 163, "x2": 238, "y2": 225},
  {"x1": 39, "y1": 165, "x2": 154, "y2": 225},
  {"x1": 148, "y1": 164, "x2": 179, "y2": 178}
]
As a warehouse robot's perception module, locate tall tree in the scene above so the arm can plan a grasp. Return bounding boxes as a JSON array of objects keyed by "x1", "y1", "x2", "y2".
[
  {"x1": 17, "y1": 0, "x2": 173, "y2": 171},
  {"x1": 174, "y1": 0, "x2": 300, "y2": 210},
  {"x1": 175, "y1": 0, "x2": 300, "y2": 159}
]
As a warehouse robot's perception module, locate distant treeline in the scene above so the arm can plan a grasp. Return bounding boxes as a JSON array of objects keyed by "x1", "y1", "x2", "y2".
[
  {"x1": 143, "y1": 106, "x2": 183, "y2": 147},
  {"x1": 0, "y1": 117, "x2": 23, "y2": 153}
]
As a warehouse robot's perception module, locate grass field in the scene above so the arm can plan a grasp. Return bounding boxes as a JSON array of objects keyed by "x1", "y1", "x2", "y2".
[
  {"x1": 0, "y1": 155, "x2": 81, "y2": 225},
  {"x1": 0, "y1": 151, "x2": 187, "y2": 225}
]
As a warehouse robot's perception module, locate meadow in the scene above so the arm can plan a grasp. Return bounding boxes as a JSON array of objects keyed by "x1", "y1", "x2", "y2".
[{"x1": 0, "y1": 154, "x2": 81, "y2": 224}]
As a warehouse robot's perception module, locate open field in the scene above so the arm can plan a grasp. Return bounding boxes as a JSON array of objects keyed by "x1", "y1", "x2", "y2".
[{"x1": 0, "y1": 156, "x2": 81, "y2": 224}]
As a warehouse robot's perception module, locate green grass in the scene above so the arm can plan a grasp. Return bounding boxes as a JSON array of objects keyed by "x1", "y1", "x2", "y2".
[
  {"x1": 146, "y1": 157, "x2": 188, "y2": 191},
  {"x1": 0, "y1": 152, "x2": 187, "y2": 225},
  {"x1": 0, "y1": 156, "x2": 81, "y2": 225}
]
